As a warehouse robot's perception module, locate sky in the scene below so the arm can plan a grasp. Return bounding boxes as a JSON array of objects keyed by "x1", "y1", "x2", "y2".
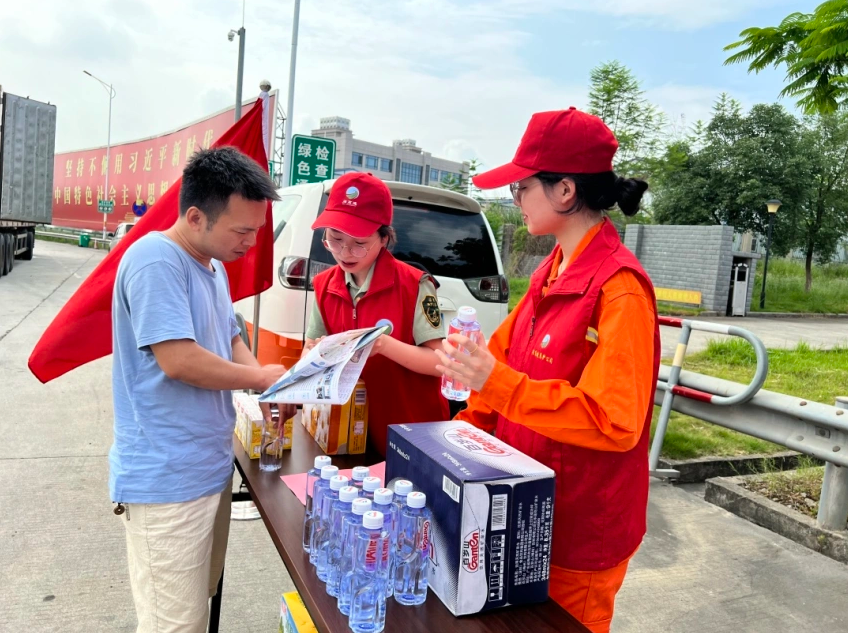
[{"x1": 0, "y1": 0, "x2": 821, "y2": 174}]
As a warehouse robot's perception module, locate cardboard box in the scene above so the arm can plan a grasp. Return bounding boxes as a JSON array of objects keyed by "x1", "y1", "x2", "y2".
[
  {"x1": 386, "y1": 421, "x2": 555, "y2": 616},
  {"x1": 279, "y1": 591, "x2": 317, "y2": 633},
  {"x1": 233, "y1": 392, "x2": 293, "y2": 459},
  {"x1": 301, "y1": 379, "x2": 368, "y2": 455}
]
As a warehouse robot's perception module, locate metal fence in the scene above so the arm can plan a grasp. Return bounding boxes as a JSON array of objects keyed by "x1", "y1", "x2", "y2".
[{"x1": 650, "y1": 317, "x2": 848, "y2": 531}]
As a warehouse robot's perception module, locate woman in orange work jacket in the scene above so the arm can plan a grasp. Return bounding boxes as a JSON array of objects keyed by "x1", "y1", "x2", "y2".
[
  {"x1": 435, "y1": 108, "x2": 660, "y2": 633},
  {"x1": 304, "y1": 172, "x2": 450, "y2": 456}
]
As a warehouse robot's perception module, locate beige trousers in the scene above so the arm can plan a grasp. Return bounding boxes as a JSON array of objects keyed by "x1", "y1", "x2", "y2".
[{"x1": 122, "y1": 482, "x2": 232, "y2": 633}]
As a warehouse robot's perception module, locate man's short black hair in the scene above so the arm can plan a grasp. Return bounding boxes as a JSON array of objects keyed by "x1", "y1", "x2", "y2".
[{"x1": 179, "y1": 146, "x2": 280, "y2": 225}]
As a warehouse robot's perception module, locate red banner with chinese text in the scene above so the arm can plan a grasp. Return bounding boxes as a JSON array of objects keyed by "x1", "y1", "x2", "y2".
[{"x1": 51, "y1": 95, "x2": 275, "y2": 231}]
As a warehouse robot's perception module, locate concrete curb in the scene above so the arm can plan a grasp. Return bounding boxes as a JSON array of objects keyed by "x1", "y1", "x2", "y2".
[
  {"x1": 749, "y1": 312, "x2": 848, "y2": 319},
  {"x1": 705, "y1": 475, "x2": 848, "y2": 565},
  {"x1": 658, "y1": 451, "x2": 810, "y2": 484}
]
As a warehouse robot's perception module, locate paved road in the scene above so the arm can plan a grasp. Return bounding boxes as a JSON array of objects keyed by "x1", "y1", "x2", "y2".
[
  {"x1": 660, "y1": 316, "x2": 848, "y2": 358},
  {"x1": 1, "y1": 241, "x2": 846, "y2": 632}
]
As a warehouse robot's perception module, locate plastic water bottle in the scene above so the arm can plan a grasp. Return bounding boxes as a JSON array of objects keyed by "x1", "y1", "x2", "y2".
[
  {"x1": 309, "y1": 465, "x2": 339, "y2": 565},
  {"x1": 302, "y1": 456, "x2": 332, "y2": 553},
  {"x1": 349, "y1": 511, "x2": 390, "y2": 633},
  {"x1": 393, "y1": 480, "x2": 413, "y2": 519},
  {"x1": 314, "y1": 474, "x2": 349, "y2": 581},
  {"x1": 326, "y1": 486, "x2": 360, "y2": 597},
  {"x1": 351, "y1": 466, "x2": 370, "y2": 492},
  {"x1": 394, "y1": 491, "x2": 431, "y2": 606},
  {"x1": 373, "y1": 488, "x2": 399, "y2": 598},
  {"x1": 361, "y1": 477, "x2": 382, "y2": 501},
  {"x1": 338, "y1": 497, "x2": 372, "y2": 616},
  {"x1": 440, "y1": 306, "x2": 483, "y2": 401},
  {"x1": 309, "y1": 464, "x2": 339, "y2": 565}
]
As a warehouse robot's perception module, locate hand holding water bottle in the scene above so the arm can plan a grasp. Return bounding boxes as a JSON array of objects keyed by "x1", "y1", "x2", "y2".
[{"x1": 435, "y1": 307, "x2": 495, "y2": 396}]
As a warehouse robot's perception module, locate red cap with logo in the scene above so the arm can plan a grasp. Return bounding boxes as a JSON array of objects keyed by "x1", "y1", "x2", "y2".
[
  {"x1": 472, "y1": 108, "x2": 618, "y2": 190},
  {"x1": 311, "y1": 172, "x2": 393, "y2": 238}
]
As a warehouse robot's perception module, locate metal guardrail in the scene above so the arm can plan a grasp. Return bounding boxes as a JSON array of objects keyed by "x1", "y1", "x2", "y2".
[
  {"x1": 649, "y1": 317, "x2": 769, "y2": 478},
  {"x1": 35, "y1": 230, "x2": 109, "y2": 248},
  {"x1": 650, "y1": 316, "x2": 848, "y2": 531}
]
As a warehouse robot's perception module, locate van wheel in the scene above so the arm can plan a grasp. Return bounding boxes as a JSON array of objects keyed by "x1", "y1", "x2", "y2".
[
  {"x1": 21, "y1": 230, "x2": 34, "y2": 261},
  {"x1": 235, "y1": 313, "x2": 251, "y2": 350},
  {"x1": 0, "y1": 235, "x2": 6, "y2": 277},
  {"x1": 5, "y1": 235, "x2": 13, "y2": 273}
]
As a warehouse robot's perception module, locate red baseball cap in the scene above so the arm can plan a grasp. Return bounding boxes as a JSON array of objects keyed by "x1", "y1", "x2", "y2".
[
  {"x1": 473, "y1": 108, "x2": 618, "y2": 190},
  {"x1": 311, "y1": 172, "x2": 393, "y2": 238}
]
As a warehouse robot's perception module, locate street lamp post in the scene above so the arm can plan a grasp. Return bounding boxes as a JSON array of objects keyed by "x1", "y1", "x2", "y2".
[
  {"x1": 281, "y1": 0, "x2": 301, "y2": 187},
  {"x1": 228, "y1": 27, "x2": 246, "y2": 121},
  {"x1": 759, "y1": 199, "x2": 782, "y2": 310},
  {"x1": 83, "y1": 70, "x2": 115, "y2": 240}
]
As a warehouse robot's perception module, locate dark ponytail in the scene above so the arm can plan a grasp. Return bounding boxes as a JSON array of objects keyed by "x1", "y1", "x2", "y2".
[
  {"x1": 615, "y1": 177, "x2": 649, "y2": 217},
  {"x1": 536, "y1": 171, "x2": 649, "y2": 217}
]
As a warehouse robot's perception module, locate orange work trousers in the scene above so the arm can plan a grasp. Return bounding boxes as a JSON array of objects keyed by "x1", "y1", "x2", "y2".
[{"x1": 549, "y1": 554, "x2": 633, "y2": 633}]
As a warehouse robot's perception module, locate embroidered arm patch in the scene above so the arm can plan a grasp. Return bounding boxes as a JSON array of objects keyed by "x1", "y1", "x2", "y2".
[{"x1": 421, "y1": 295, "x2": 442, "y2": 328}]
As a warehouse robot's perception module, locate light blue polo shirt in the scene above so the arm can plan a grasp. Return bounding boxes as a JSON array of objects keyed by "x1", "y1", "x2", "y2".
[{"x1": 109, "y1": 232, "x2": 240, "y2": 504}]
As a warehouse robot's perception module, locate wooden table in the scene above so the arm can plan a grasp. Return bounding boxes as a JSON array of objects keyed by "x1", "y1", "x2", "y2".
[{"x1": 213, "y1": 422, "x2": 588, "y2": 633}]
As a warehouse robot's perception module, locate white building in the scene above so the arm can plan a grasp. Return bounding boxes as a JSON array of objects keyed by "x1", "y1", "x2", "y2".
[{"x1": 310, "y1": 117, "x2": 469, "y2": 186}]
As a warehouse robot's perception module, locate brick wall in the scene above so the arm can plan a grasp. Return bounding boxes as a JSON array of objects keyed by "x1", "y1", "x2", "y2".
[{"x1": 624, "y1": 224, "x2": 738, "y2": 313}]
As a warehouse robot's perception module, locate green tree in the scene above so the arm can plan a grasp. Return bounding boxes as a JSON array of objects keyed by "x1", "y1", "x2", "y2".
[
  {"x1": 587, "y1": 60, "x2": 667, "y2": 174},
  {"x1": 652, "y1": 97, "x2": 808, "y2": 257},
  {"x1": 653, "y1": 96, "x2": 848, "y2": 292},
  {"x1": 794, "y1": 113, "x2": 848, "y2": 290},
  {"x1": 725, "y1": 1, "x2": 848, "y2": 114},
  {"x1": 438, "y1": 158, "x2": 480, "y2": 198}
]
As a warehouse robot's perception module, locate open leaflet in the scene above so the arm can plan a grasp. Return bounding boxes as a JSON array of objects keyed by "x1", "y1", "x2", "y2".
[{"x1": 258, "y1": 324, "x2": 389, "y2": 405}]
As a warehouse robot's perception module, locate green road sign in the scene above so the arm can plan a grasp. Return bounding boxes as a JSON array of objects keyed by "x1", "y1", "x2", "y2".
[
  {"x1": 288, "y1": 134, "x2": 336, "y2": 186},
  {"x1": 98, "y1": 199, "x2": 115, "y2": 214}
]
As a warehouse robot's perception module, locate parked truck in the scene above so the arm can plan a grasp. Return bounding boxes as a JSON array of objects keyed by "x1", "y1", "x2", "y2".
[{"x1": 0, "y1": 87, "x2": 57, "y2": 277}]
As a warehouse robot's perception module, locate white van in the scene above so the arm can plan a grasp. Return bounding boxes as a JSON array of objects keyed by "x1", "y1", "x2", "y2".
[{"x1": 233, "y1": 179, "x2": 509, "y2": 367}]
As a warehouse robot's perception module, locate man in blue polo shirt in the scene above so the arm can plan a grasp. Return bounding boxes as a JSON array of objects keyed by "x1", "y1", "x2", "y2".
[{"x1": 110, "y1": 147, "x2": 286, "y2": 633}]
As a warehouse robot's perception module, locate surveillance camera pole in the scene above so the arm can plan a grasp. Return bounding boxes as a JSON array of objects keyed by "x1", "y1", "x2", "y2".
[{"x1": 234, "y1": 27, "x2": 246, "y2": 121}]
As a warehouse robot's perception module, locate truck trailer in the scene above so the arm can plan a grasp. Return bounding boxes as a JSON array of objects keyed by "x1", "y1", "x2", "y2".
[{"x1": 0, "y1": 87, "x2": 57, "y2": 277}]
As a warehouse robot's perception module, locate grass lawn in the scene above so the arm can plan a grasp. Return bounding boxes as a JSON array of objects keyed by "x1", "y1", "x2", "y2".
[
  {"x1": 750, "y1": 259, "x2": 848, "y2": 314},
  {"x1": 653, "y1": 339, "x2": 848, "y2": 459},
  {"x1": 740, "y1": 457, "x2": 824, "y2": 518},
  {"x1": 508, "y1": 277, "x2": 529, "y2": 312}
]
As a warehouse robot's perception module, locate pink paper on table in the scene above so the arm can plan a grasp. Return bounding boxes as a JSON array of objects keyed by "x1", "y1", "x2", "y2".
[{"x1": 281, "y1": 461, "x2": 386, "y2": 505}]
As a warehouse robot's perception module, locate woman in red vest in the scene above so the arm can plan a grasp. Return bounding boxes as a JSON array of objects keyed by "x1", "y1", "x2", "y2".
[
  {"x1": 305, "y1": 172, "x2": 450, "y2": 456},
  {"x1": 435, "y1": 109, "x2": 660, "y2": 633}
]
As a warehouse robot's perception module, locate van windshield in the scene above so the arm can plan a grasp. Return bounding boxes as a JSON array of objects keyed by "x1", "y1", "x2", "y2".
[{"x1": 309, "y1": 201, "x2": 499, "y2": 279}]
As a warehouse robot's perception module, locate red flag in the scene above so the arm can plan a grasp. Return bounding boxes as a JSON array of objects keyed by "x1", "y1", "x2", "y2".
[{"x1": 28, "y1": 99, "x2": 274, "y2": 383}]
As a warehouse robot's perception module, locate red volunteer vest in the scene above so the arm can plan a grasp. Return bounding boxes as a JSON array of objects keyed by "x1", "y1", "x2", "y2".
[
  {"x1": 312, "y1": 250, "x2": 450, "y2": 456},
  {"x1": 496, "y1": 218, "x2": 660, "y2": 571}
]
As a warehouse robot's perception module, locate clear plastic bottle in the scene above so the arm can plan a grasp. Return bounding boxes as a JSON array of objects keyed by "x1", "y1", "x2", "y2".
[
  {"x1": 392, "y1": 480, "x2": 413, "y2": 519},
  {"x1": 373, "y1": 488, "x2": 399, "y2": 598},
  {"x1": 349, "y1": 511, "x2": 390, "y2": 633},
  {"x1": 440, "y1": 306, "x2": 483, "y2": 401},
  {"x1": 259, "y1": 405, "x2": 285, "y2": 471},
  {"x1": 351, "y1": 466, "x2": 370, "y2": 492},
  {"x1": 314, "y1": 474, "x2": 349, "y2": 581},
  {"x1": 338, "y1": 497, "x2": 372, "y2": 616},
  {"x1": 361, "y1": 477, "x2": 382, "y2": 501},
  {"x1": 302, "y1": 456, "x2": 332, "y2": 553},
  {"x1": 326, "y1": 486, "x2": 359, "y2": 597},
  {"x1": 394, "y1": 491, "x2": 432, "y2": 606},
  {"x1": 309, "y1": 465, "x2": 339, "y2": 566}
]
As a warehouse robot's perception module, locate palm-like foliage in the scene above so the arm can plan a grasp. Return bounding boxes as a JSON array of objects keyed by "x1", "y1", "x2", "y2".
[{"x1": 725, "y1": 1, "x2": 848, "y2": 114}]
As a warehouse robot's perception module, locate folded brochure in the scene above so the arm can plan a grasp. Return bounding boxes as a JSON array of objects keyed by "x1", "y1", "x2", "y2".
[{"x1": 259, "y1": 324, "x2": 389, "y2": 405}]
